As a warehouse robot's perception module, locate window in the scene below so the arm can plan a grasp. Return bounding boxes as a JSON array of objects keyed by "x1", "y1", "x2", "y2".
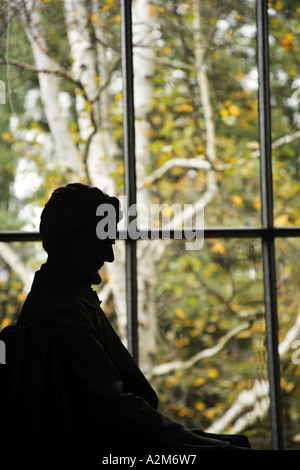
[{"x1": 0, "y1": 0, "x2": 299, "y2": 450}]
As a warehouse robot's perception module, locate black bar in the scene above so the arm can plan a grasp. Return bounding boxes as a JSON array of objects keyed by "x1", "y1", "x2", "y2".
[
  {"x1": 0, "y1": 232, "x2": 42, "y2": 242},
  {"x1": 0, "y1": 226, "x2": 299, "y2": 242},
  {"x1": 120, "y1": 0, "x2": 139, "y2": 364},
  {"x1": 256, "y1": 0, "x2": 284, "y2": 449}
]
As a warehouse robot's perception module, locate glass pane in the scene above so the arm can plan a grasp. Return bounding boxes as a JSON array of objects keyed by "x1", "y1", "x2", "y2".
[
  {"x1": 138, "y1": 238, "x2": 271, "y2": 450},
  {"x1": 132, "y1": 0, "x2": 261, "y2": 228},
  {"x1": 269, "y1": 2, "x2": 300, "y2": 227},
  {"x1": 0, "y1": 0, "x2": 123, "y2": 231},
  {"x1": 276, "y1": 238, "x2": 300, "y2": 450}
]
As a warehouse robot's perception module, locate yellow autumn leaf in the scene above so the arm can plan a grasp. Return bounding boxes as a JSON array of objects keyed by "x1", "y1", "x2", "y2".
[
  {"x1": 1, "y1": 132, "x2": 11, "y2": 141},
  {"x1": 274, "y1": 214, "x2": 289, "y2": 226},
  {"x1": 174, "y1": 370, "x2": 183, "y2": 378},
  {"x1": 162, "y1": 46, "x2": 171, "y2": 55},
  {"x1": 195, "y1": 401, "x2": 206, "y2": 411},
  {"x1": 194, "y1": 377, "x2": 206, "y2": 387},
  {"x1": 228, "y1": 104, "x2": 241, "y2": 117},
  {"x1": 251, "y1": 322, "x2": 265, "y2": 334},
  {"x1": 235, "y1": 71, "x2": 245, "y2": 79},
  {"x1": 220, "y1": 108, "x2": 229, "y2": 117},
  {"x1": 174, "y1": 336, "x2": 190, "y2": 348},
  {"x1": 162, "y1": 206, "x2": 175, "y2": 217},
  {"x1": 175, "y1": 308, "x2": 188, "y2": 320},
  {"x1": 207, "y1": 368, "x2": 219, "y2": 379},
  {"x1": 253, "y1": 200, "x2": 261, "y2": 210},
  {"x1": 143, "y1": 129, "x2": 155, "y2": 138},
  {"x1": 231, "y1": 194, "x2": 243, "y2": 207},
  {"x1": 205, "y1": 410, "x2": 215, "y2": 420},
  {"x1": 1, "y1": 317, "x2": 12, "y2": 328},
  {"x1": 281, "y1": 32, "x2": 293, "y2": 50},
  {"x1": 101, "y1": 1, "x2": 113, "y2": 13},
  {"x1": 206, "y1": 324, "x2": 216, "y2": 333},
  {"x1": 237, "y1": 329, "x2": 251, "y2": 339},
  {"x1": 211, "y1": 241, "x2": 226, "y2": 254},
  {"x1": 173, "y1": 103, "x2": 193, "y2": 113},
  {"x1": 17, "y1": 292, "x2": 26, "y2": 303},
  {"x1": 165, "y1": 378, "x2": 179, "y2": 388},
  {"x1": 190, "y1": 328, "x2": 199, "y2": 337},
  {"x1": 178, "y1": 407, "x2": 194, "y2": 418},
  {"x1": 229, "y1": 302, "x2": 240, "y2": 312},
  {"x1": 149, "y1": 4, "x2": 156, "y2": 18}
]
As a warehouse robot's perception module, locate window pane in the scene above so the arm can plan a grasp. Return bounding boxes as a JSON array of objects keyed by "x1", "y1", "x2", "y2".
[
  {"x1": 132, "y1": 0, "x2": 261, "y2": 228},
  {"x1": 276, "y1": 238, "x2": 300, "y2": 450},
  {"x1": 0, "y1": 0, "x2": 123, "y2": 230},
  {"x1": 138, "y1": 238, "x2": 271, "y2": 450},
  {"x1": 269, "y1": 2, "x2": 300, "y2": 227}
]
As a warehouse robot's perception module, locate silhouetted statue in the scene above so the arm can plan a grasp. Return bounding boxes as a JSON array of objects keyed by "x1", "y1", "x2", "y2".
[{"x1": 0, "y1": 183, "x2": 250, "y2": 451}]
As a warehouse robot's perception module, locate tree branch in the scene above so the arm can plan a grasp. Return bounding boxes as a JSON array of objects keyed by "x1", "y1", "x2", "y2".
[
  {"x1": 250, "y1": 130, "x2": 300, "y2": 158},
  {"x1": 0, "y1": 56, "x2": 84, "y2": 90},
  {"x1": 206, "y1": 311, "x2": 300, "y2": 434},
  {"x1": 139, "y1": 156, "x2": 210, "y2": 189},
  {"x1": 145, "y1": 321, "x2": 250, "y2": 379},
  {"x1": 206, "y1": 380, "x2": 270, "y2": 434}
]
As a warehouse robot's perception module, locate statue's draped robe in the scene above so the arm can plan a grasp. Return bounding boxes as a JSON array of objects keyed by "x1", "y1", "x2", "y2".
[{"x1": 0, "y1": 263, "x2": 249, "y2": 451}]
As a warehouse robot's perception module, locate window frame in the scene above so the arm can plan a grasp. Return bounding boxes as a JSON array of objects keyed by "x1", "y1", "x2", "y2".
[{"x1": 1, "y1": 0, "x2": 300, "y2": 450}]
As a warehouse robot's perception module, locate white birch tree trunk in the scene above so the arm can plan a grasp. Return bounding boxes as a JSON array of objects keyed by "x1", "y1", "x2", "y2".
[
  {"x1": 132, "y1": 0, "x2": 159, "y2": 368},
  {"x1": 192, "y1": 0, "x2": 218, "y2": 206},
  {"x1": 90, "y1": 0, "x2": 127, "y2": 338},
  {"x1": 20, "y1": 0, "x2": 84, "y2": 178}
]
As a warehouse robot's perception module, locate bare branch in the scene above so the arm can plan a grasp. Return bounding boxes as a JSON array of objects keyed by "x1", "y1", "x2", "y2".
[
  {"x1": 145, "y1": 322, "x2": 250, "y2": 379},
  {"x1": 139, "y1": 156, "x2": 210, "y2": 189},
  {"x1": 206, "y1": 380, "x2": 270, "y2": 434},
  {"x1": 206, "y1": 311, "x2": 300, "y2": 434},
  {"x1": 0, "y1": 56, "x2": 84, "y2": 90},
  {"x1": 250, "y1": 130, "x2": 300, "y2": 158},
  {"x1": 279, "y1": 311, "x2": 300, "y2": 357}
]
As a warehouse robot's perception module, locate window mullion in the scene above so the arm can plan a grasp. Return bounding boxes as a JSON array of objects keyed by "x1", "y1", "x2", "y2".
[
  {"x1": 120, "y1": 0, "x2": 139, "y2": 364},
  {"x1": 256, "y1": 0, "x2": 284, "y2": 449}
]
